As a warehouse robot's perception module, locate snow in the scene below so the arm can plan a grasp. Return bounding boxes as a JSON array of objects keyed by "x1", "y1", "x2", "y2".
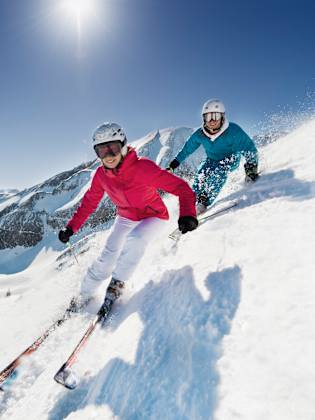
[
  {"x1": 54, "y1": 182, "x2": 92, "y2": 212},
  {"x1": 0, "y1": 189, "x2": 19, "y2": 205},
  {"x1": 1, "y1": 117, "x2": 315, "y2": 419},
  {"x1": 0, "y1": 195, "x2": 20, "y2": 212}
]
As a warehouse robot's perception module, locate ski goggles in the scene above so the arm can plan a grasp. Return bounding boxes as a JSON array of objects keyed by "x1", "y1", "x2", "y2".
[
  {"x1": 94, "y1": 141, "x2": 122, "y2": 159},
  {"x1": 203, "y1": 112, "x2": 224, "y2": 122}
]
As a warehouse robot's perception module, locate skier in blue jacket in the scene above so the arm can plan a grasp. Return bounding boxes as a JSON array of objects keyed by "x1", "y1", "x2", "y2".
[{"x1": 168, "y1": 99, "x2": 259, "y2": 214}]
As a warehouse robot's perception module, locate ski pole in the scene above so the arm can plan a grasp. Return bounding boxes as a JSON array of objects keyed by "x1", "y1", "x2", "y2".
[{"x1": 67, "y1": 242, "x2": 80, "y2": 266}]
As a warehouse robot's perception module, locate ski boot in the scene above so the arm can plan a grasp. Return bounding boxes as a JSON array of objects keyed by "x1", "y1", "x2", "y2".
[
  {"x1": 196, "y1": 202, "x2": 207, "y2": 216},
  {"x1": 98, "y1": 278, "x2": 125, "y2": 321},
  {"x1": 196, "y1": 194, "x2": 209, "y2": 216}
]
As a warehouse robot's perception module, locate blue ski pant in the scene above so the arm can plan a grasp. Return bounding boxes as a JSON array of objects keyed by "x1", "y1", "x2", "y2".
[{"x1": 192, "y1": 154, "x2": 241, "y2": 206}]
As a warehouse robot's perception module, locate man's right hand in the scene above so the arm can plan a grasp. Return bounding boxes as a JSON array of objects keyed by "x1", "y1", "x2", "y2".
[
  {"x1": 58, "y1": 227, "x2": 74, "y2": 244},
  {"x1": 166, "y1": 158, "x2": 180, "y2": 172}
]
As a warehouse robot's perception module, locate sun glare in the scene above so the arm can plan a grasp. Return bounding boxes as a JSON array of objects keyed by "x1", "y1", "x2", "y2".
[
  {"x1": 62, "y1": 0, "x2": 96, "y2": 19},
  {"x1": 49, "y1": 0, "x2": 108, "y2": 55},
  {"x1": 59, "y1": 0, "x2": 98, "y2": 36}
]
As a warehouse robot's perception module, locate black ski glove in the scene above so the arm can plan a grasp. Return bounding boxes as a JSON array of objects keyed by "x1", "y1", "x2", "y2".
[
  {"x1": 244, "y1": 162, "x2": 259, "y2": 182},
  {"x1": 178, "y1": 216, "x2": 198, "y2": 234},
  {"x1": 166, "y1": 158, "x2": 180, "y2": 172},
  {"x1": 58, "y1": 227, "x2": 74, "y2": 244}
]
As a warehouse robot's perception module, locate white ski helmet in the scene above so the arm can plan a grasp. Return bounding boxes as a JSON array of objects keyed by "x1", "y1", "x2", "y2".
[
  {"x1": 202, "y1": 99, "x2": 225, "y2": 115},
  {"x1": 92, "y1": 122, "x2": 128, "y2": 156}
]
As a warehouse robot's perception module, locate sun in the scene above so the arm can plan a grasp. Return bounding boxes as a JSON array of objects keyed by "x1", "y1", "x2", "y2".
[
  {"x1": 59, "y1": 0, "x2": 98, "y2": 34},
  {"x1": 61, "y1": 0, "x2": 96, "y2": 20},
  {"x1": 49, "y1": 0, "x2": 107, "y2": 54}
]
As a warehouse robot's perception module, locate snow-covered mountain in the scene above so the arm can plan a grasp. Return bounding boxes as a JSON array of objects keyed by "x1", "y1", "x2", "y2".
[
  {"x1": 0, "y1": 117, "x2": 314, "y2": 419},
  {"x1": 0, "y1": 160, "x2": 108, "y2": 249},
  {"x1": 0, "y1": 189, "x2": 19, "y2": 202}
]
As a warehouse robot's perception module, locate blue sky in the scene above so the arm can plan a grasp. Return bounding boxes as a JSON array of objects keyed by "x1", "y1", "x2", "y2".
[{"x1": 1, "y1": 0, "x2": 315, "y2": 189}]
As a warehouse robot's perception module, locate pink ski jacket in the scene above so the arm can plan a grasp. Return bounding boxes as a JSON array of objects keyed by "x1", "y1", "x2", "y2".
[{"x1": 67, "y1": 148, "x2": 196, "y2": 233}]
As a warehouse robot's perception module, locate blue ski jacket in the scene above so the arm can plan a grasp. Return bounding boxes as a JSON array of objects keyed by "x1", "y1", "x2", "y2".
[{"x1": 175, "y1": 122, "x2": 258, "y2": 166}]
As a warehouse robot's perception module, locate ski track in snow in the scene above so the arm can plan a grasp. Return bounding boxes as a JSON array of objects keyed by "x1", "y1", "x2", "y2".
[{"x1": 1, "y1": 118, "x2": 315, "y2": 419}]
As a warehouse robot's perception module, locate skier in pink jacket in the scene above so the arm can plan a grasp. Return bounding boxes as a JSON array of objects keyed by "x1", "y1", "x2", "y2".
[{"x1": 58, "y1": 122, "x2": 197, "y2": 312}]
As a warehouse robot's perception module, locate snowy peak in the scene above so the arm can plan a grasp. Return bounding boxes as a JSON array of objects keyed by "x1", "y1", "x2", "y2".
[{"x1": 135, "y1": 129, "x2": 162, "y2": 162}]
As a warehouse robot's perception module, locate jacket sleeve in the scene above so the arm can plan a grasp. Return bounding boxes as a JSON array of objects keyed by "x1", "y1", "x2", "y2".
[
  {"x1": 175, "y1": 131, "x2": 201, "y2": 164},
  {"x1": 233, "y1": 125, "x2": 259, "y2": 166},
  {"x1": 67, "y1": 170, "x2": 105, "y2": 233},
  {"x1": 139, "y1": 160, "x2": 196, "y2": 218}
]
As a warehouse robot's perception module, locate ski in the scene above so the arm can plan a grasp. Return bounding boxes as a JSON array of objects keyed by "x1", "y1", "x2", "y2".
[
  {"x1": 0, "y1": 297, "x2": 88, "y2": 391},
  {"x1": 168, "y1": 201, "x2": 238, "y2": 241},
  {"x1": 198, "y1": 201, "x2": 238, "y2": 225},
  {"x1": 54, "y1": 299, "x2": 113, "y2": 390}
]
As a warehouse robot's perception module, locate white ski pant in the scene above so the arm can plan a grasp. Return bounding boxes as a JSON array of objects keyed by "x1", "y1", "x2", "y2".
[{"x1": 80, "y1": 216, "x2": 165, "y2": 297}]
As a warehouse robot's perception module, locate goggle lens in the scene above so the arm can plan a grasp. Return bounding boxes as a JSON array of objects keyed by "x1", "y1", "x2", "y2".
[
  {"x1": 94, "y1": 141, "x2": 122, "y2": 159},
  {"x1": 204, "y1": 112, "x2": 223, "y2": 122}
]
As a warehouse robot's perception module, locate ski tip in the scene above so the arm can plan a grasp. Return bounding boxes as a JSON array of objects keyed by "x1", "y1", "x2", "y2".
[{"x1": 54, "y1": 367, "x2": 78, "y2": 390}]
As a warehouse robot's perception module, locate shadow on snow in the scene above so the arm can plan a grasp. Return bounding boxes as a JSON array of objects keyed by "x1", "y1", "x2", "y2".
[
  {"x1": 49, "y1": 265, "x2": 241, "y2": 420},
  {"x1": 225, "y1": 169, "x2": 314, "y2": 210}
]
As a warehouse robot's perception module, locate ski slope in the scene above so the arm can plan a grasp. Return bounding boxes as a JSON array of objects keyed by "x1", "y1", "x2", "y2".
[{"x1": 1, "y1": 118, "x2": 315, "y2": 419}]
